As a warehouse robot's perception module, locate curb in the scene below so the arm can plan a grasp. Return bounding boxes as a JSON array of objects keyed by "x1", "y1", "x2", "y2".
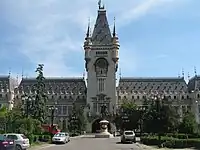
[
  {"x1": 70, "y1": 135, "x2": 85, "y2": 139},
  {"x1": 29, "y1": 144, "x2": 53, "y2": 150}
]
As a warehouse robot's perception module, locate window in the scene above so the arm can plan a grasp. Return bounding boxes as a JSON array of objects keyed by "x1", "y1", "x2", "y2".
[
  {"x1": 96, "y1": 51, "x2": 108, "y2": 55},
  {"x1": 7, "y1": 135, "x2": 18, "y2": 140},
  {"x1": 21, "y1": 134, "x2": 27, "y2": 139},
  {"x1": 57, "y1": 106, "x2": 62, "y2": 115},
  {"x1": 98, "y1": 78, "x2": 105, "y2": 92},
  {"x1": 68, "y1": 106, "x2": 73, "y2": 115},
  {"x1": 0, "y1": 135, "x2": 6, "y2": 140},
  {"x1": 62, "y1": 106, "x2": 67, "y2": 115},
  {"x1": 0, "y1": 94, "x2": 2, "y2": 98}
]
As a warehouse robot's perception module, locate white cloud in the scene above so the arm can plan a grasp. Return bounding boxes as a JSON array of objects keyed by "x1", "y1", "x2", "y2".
[{"x1": 0, "y1": 0, "x2": 184, "y2": 77}]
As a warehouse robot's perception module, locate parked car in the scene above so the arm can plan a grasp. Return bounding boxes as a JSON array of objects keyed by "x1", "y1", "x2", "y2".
[
  {"x1": 4, "y1": 134, "x2": 30, "y2": 150},
  {"x1": 52, "y1": 132, "x2": 70, "y2": 144},
  {"x1": 121, "y1": 130, "x2": 136, "y2": 143},
  {"x1": 115, "y1": 130, "x2": 121, "y2": 137},
  {"x1": 0, "y1": 134, "x2": 15, "y2": 150}
]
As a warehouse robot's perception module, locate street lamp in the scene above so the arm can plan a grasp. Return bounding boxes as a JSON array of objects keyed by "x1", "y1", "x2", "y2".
[
  {"x1": 121, "y1": 107, "x2": 129, "y2": 131},
  {"x1": 21, "y1": 94, "x2": 35, "y2": 117},
  {"x1": 137, "y1": 107, "x2": 146, "y2": 137},
  {"x1": 49, "y1": 102, "x2": 58, "y2": 139},
  {"x1": 71, "y1": 115, "x2": 78, "y2": 135},
  {"x1": 150, "y1": 93, "x2": 165, "y2": 146}
]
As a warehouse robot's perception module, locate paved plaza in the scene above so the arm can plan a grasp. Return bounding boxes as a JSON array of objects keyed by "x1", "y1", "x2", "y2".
[
  {"x1": 30, "y1": 135, "x2": 197, "y2": 150},
  {"x1": 31, "y1": 135, "x2": 147, "y2": 150}
]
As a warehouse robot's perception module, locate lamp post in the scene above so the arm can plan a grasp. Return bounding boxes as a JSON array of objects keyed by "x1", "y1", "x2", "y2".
[
  {"x1": 151, "y1": 93, "x2": 164, "y2": 146},
  {"x1": 49, "y1": 102, "x2": 57, "y2": 139},
  {"x1": 121, "y1": 107, "x2": 129, "y2": 131},
  {"x1": 138, "y1": 107, "x2": 146, "y2": 137},
  {"x1": 21, "y1": 94, "x2": 35, "y2": 117},
  {"x1": 71, "y1": 115, "x2": 78, "y2": 135}
]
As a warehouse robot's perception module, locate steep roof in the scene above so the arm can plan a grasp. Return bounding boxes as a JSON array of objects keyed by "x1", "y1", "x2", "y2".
[
  {"x1": 91, "y1": 6, "x2": 112, "y2": 45},
  {"x1": 17, "y1": 77, "x2": 86, "y2": 95},
  {"x1": 0, "y1": 75, "x2": 18, "y2": 92},
  {"x1": 118, "y1": 77, "x2": 188, "y2": 93},
  {"x1": 188, "y1": 75, "x2": 200, "y2": 92}
]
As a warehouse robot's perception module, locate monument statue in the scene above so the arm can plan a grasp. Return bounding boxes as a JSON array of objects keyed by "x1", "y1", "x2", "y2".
[{"x1": 100, "y1": 104, "x2": 108, "y2": 119}]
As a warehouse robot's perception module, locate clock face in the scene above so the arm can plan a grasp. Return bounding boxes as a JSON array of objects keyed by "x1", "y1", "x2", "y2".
[{"x1": 96, "y1": 58, "x2": 108, "y2": 68}]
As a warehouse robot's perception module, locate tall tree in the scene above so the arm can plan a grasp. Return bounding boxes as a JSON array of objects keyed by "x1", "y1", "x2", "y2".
[
  {"x1": 114, "y1": 100, "x2": 139, "y2": 130},
  {"x1": 179, "y1": 111, "x2": 197, "y2": 134},
  {"x1": 33, "y1": 64, "x2": 48, "y2": 123},
  {"x1": 143, "y1": 103, "x2": 180, "y2": 134},
  {"x1": 68, "y1": 103, "x2": 87, "y2": 134}
]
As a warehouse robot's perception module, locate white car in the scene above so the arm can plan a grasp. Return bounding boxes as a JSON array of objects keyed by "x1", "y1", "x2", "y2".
[
  {"x1": 52, "y1": 132, "x2": 70, "y2": 144},
  {"x1": 121, "y1": 130, "x2": 136, "y2": 143},
  {"x1": 4, "y1": 133, "x2": 30, "y2": 150}
]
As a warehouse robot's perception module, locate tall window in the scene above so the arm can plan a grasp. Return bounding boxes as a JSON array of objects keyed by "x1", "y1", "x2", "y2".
[
  {"x1": 68, "y1": 106, "x2": 72, "y2": 115},
  {"x1": 57, "y1": 106, "x2": 62, "y2": 115},
  {"x1": 62, "y1": 106, "x2": 67, "y2": 115},
  {"x1": 98, "y1": 78, "x2": 105, "y2": 92}
]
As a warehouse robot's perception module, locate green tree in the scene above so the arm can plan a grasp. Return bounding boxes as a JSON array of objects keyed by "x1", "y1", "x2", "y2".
[
  {"x1": 68, "y1": 103, "x2": 87, "y2": 134},
  {"x1": 114, "y1": 100, "x2": 139, "y2": 130},
  {"x1": 179, "y1": 111, "x2": 197, "y2": 134},
  {"x1": 33, "y1": 64, "x2": 48, "y2": 123},
  {"x1": 143, "y1": 102, "x2": 180, "y2": 134},
  {"x1": 0, "y1": 105, "x2": 7, "y2": 116}
]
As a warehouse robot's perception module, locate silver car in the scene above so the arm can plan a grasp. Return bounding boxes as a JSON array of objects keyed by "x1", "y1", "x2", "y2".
[
  {"x1": 4, "y1": 133, "x2": 30, "y2": 150},
  {"x1": 121, "y1": 130, "x2": 136, "y2": 143},
  {"x1": 52, "y1": 132, "x2": 70, "y2": 144}
]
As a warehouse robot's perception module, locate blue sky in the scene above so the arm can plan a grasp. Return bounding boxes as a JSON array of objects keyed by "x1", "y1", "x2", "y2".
[{"x1": 0, "y1": 0, "x2": 200, "y2": 80}]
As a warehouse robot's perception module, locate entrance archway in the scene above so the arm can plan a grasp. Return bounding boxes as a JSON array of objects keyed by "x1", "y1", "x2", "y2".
[{"x1": 91, "y1": 118, "x2": 111, "y2": 133}]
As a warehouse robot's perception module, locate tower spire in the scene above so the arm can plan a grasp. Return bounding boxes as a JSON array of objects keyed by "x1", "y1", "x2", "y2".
[
  {"x1": 182, "y1": 68, "x2": 184, "y2": 78},
  {"x1": 188, "y1": 72, "x2": 190, "y2": 80},
  {"x1": 98, "y1": 0, "x2": 104, "y2": 9},
  {"x1": 113, "y1": 17, "x2": 116, "y2": 37},
  {"x1": 194, "y1": 66, "x2": 197, "y2": 76},
  {"x1": 8, "y1": 67, "x2": 11, "y2": 77},
  {"x1": 85, "y1": 18, "x2": 90, "y2": 39}
]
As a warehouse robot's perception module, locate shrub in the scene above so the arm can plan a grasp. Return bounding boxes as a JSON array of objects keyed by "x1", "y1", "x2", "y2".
[
  {"x1": 141, "y1": 136, "x2": 200, "y2": 149},
  {"x1": 165, "y1": 133, "x2": 200, "y2": 139}
]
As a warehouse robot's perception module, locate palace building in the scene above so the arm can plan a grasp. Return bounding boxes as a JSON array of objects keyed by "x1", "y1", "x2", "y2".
[{"x1": 1, "y1": 3, "x2": 200, "y2": 129}]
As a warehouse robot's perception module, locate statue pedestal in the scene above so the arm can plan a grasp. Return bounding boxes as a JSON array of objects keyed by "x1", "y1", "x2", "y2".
[{"x1": 95, "y1": 120, "x2": 113, "y2": 138}]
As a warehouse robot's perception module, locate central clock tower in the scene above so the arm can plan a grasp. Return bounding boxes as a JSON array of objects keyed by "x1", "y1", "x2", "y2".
[{"x1": 83, "y1": 3, "x2": 119, "y2": 115}]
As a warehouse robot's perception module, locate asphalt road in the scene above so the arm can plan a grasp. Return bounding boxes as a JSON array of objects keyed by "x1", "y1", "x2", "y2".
[{"x1": 35, "y1": 136, "x2": 143, "y2": 150}]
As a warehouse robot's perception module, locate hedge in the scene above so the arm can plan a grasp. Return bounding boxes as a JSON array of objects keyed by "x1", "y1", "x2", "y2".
[
  {"x1": 141, "y1": 136, "x2": 200, "y2": 149},
  {"x1": 28, "y1": 135, "x2": 51, "y2": 144},
  {"x1": 165, "y1": 133, "x2": 200, "y2": 139}
]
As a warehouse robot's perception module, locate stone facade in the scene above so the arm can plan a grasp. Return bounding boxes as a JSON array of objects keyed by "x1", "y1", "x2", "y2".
[
  {"x1": 1, "y1": 3, "x2": 200, "y2": 125},
  {"x1": 14, "y1": 77, "x2": 86, "y2": 128},
  {"x1": 0, "y1": 76, "x2": 17, "y2": 110},
  {"x1": 84, "y1": 5, "x2": 119, "y2": 115}
]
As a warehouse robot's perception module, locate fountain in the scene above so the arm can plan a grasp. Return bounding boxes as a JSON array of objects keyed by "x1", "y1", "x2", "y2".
[{"x1": 95, "y1": 119, "x2": 113, "y2": 138}]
